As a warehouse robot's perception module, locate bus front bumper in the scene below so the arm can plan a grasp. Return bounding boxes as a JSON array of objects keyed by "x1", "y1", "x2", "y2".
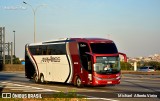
[{"x1": 91, "y1": 77, "x2": 121, "y2": 86}]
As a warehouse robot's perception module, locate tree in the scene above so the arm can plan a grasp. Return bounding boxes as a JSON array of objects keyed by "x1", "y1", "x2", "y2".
[
  {"x1": 120, "y1": 61, "x2": 133, "y2": 70},
  {"x1": 13, "y1": 56, "x2": 21, "y2": 64},
  {"x1": 143, "y1": 61, "x2": 160, "y2": 70}
]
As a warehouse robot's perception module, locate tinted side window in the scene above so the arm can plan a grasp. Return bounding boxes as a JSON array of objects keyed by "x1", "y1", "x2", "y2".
[
  {"x1": 79, "y1": 42, "x2": 90, "y2": 55},
  {"x1": 90, "y1": 43, "x2": 118, "y2": 54},
  {"x1": 48, "y1": 44, "x2": 66, "y2": 55},
  {"x1": 140, "y1": 67, "x2": 148, "y2": 69},
  {"x1": 36, "y1": 46, "x2": 42, "y2": 55},
  {"x1": 41, "y1": 45, "x2": 47, "y2": 55},
  {"x1": 29, "y1": 46, "x2": 39, "y2": 55},
  {"x1": 29, "y1": 44, "x2": 66, "y2": 55},
  {"x1": 149, "y1": 67, "x2": 154, "y2": 69}
]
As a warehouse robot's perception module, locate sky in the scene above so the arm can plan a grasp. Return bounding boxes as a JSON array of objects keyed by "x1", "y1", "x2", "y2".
[{"x1": 0, "y1": 0, "x2": 160, "y2": 58}]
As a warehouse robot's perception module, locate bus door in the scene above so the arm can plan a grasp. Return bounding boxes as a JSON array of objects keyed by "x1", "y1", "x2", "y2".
[
  {"x1": 78, "y1": 42, "x2": 92, "y2": 84},
  {"x1": 46, "y1": 62, "x2": 52, "y2": 81}
]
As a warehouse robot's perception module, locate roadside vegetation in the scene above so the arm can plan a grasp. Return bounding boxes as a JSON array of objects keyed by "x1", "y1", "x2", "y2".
[{"x1": 121, "y1": 61, "x2": 160, "y2": 70}]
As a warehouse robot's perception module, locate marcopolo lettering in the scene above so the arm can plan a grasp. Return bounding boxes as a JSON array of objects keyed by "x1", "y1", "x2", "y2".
[{"x1": 42, "y1": 56, "x2": 60, "y2": 63}]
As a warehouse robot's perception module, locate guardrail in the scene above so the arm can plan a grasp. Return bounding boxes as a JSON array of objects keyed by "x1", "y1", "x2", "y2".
[
  {"x1": 0, "y1": 65, "x2": 160, "y2": 75},
  {"x1": 0, "y1": 64, "x2": 24, "y2": 71},
  {"x1": 122, "y1": 70, "x2": 160, "y2": 75}
]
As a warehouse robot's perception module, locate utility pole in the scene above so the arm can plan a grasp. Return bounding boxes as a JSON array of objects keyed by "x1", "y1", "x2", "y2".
[
  {"x1": 3, "y1": 27, "x2": 5, "y2": 64},
  {"x1": 23, "y1": 1, "x2": 46, "y2": 43},
  {"x1": 0, "y1": 27, "x2": 2, "y2": 65},
  {"x1": 11, "y1": 42, "x2": 13, "y2": 64},
  {"x1": 13, "y1": 30, "x2": 15, "y2": 57}
]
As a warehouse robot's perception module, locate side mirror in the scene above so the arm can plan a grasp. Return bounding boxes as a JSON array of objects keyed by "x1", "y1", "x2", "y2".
[{"x1": 118, "y1": 52, "x2": 127, "y2": 62}]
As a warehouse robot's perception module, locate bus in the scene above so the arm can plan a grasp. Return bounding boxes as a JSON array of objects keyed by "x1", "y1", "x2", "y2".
[{"x1": 25, "y1": 38, "x2": 127, "y2": 87}]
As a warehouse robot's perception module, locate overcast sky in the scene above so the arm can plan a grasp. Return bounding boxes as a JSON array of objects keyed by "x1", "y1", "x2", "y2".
[{"x1": 0, "y1": 0, "x2": 160, "y2": 58}]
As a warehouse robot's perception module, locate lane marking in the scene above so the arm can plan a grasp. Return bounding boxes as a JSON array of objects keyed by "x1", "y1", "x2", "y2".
[
  {"x1": 124, "y1": 80, "x2": 142, "y2": 82},
  {"x1": 11, "y1": 89, "x2": 54, "y2": 92},
  {"x1": 1, "y1": 81, "x2": 118, "y2": 101},
  {"x1": 13, "y1": 84, "x2": 24, "y2": 86},
  {"x1": 1, "y1": 81, "x2": 58, "y2": 92},
  {"x1": 14, "y1": 82, "x2": 110, "y2": 93},
  {"x1": 85, "y1": 98, "x2": 119, "y2": 101},
  {"x1": 81, "y1": 94, "x2": 119, "y2": 101}
]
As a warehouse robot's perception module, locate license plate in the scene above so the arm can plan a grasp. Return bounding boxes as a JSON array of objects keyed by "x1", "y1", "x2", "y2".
[{"x1": 107, "y1": 81, "x2": 112, "y2": 84}]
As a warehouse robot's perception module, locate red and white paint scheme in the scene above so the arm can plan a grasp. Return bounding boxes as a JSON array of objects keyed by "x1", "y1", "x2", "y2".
[{"x1": 25, "y1": 38, "x2": 127, "y2": 87}]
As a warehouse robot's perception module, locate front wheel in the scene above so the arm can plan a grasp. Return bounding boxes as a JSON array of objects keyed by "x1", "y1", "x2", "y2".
[{"x1": 76, "y1": 77, "x2": 83, "y2": 88}]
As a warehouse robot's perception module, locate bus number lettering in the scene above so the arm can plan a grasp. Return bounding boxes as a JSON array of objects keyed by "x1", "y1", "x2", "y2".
[{"x1": 42, "y1": 56, "x2": 60, "y2": 63}]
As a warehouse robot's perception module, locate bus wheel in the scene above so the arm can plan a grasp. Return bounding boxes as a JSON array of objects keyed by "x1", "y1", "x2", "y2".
[
  {"x1": 33, "y1": 73, "x2": 39, "y2": 83},
  {"x1": 40, "y1": 75, "x2": 45, "y2": 84},
  {"x1": 76, "y1": 77, "x2": 83, "y2": 88}
]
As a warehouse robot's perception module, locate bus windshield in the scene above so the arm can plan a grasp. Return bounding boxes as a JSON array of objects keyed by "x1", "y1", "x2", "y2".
[
  {"x1": 94, "y1": 57, "x2": 120, "y2": 74},
  {"x1": 90, "y1": 43, "x2": 118, "y2": 54}
]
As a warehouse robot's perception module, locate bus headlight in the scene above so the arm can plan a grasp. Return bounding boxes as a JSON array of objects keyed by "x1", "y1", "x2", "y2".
[
  {"x1": 116, "y1": 76, "x2": 121, "y2": 80},
  {"x1": 116, "y1": 74, "x2": 121, "y2": 79}
]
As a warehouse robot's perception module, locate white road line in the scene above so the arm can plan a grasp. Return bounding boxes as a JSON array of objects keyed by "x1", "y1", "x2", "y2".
[
  {"x1": 23, "y1": 90, "x2": 47, "y2": 92},
  {"x1": 38, "y1": 84, "x2": 108, "y2": 93},
  {"x1": 1, "y1": 81, "x2": 8, "y2": 83},
  {"x1": 11, "y1": 89, "x2": 54, "y2": 92},
  {"x1": 31, "y1": 87, "x2": 43, "y2": 89},
  {"x1": 24, "y1": 89, "x2": 57, "y2": 92},
  {"x1": 81, "y1": 94, "x2": 119, "y2": 101},
  {"x1": 1, "y1": 81, "x2": 107, "y2": 93},
  {"x1": 156, "y1": 90, "x2": 160, "y2": 91},
  {"x1": 13, "y1": 84, "x2": 24, "y2": 86},
  {"x1": 124, "y1": 80, "x2": 142, "y2": 82},
  {"x1": 1, "y1": 82, "x2": 13, "y2": 85},
  {"x1": 5, "y1": 86, "x2": 25, "y2": 88},
  {"x1": 85, "y1": 98, "x2": 119, "y2": 101},
  {"x1": 1, "y1": 81, "x2": 119, "y2": 101},
  {"x1": 8, "y1": 87, "x2": 57, "y2": 92},
  {"x1": 1, "y1": 81, "x2": 58, "y2": 92}
]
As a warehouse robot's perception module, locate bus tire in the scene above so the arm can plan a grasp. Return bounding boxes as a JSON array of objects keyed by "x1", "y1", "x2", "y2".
[
  {"x1": 76, "y1": 77, "x2": 83, "y2": 88},
  {"x1": 40, "y1": 74, "x2": 45, "y2": 84},
  {"x1": 33, "y1": 73, "x2": 39, "y2": 83}
]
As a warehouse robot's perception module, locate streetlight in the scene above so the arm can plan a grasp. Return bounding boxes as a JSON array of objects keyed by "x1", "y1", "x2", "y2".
[
  {"x1": 13, "y1": 30, "x2": 15, "y2": 58},
  {"x1": 23, "y1": 1, "x2": 46, "y2": 43}
]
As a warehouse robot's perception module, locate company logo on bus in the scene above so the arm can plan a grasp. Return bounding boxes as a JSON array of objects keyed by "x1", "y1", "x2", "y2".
[{"x1": 41, "y1": 56, "x2": 60, "y2": 63}]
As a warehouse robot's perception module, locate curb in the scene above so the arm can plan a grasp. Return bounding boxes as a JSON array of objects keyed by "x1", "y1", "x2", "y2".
[{"x1": 121, "y1": 71, "x2": 160, "y2": 75}]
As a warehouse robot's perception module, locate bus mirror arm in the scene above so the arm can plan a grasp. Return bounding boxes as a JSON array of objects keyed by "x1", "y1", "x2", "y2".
[
  {"x1": 118, "y1": 52, "x2": 127, "y2": 62},
  {"x1": 85, "y1": 52, "x2": 93, "y2": 56}
]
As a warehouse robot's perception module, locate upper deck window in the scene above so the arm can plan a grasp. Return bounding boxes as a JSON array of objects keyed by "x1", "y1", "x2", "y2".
[
  {"x1": 29, "y1": 44, "x2": 66, "y2": 55},
  {"x1": 90, "y1": 43, "x2": 118, "y2": 54}
]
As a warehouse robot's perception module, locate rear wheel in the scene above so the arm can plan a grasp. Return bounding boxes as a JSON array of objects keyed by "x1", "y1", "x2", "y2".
[
  {"x1": 33, "y1": 73, "x2": 39, "y2": 83},
  {"x1": 40, "y1": 75, "x2": 45, "y2": 84}
]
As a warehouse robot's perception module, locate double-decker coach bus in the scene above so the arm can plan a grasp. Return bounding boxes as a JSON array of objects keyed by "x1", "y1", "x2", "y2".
[{"x1": 25, "y1": 38, "x2": 127, "y2": 87}]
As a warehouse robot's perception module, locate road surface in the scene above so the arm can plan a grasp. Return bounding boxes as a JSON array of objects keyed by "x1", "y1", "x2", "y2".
[{"x1": 0, "y1": 71, "x2": 160, "y2": 101}]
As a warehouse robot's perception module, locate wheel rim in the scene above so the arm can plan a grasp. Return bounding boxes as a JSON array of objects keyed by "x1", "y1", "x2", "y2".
[
  {"x1": 41, "y1": 75, "x2": 44, "y2": 83},
  {"x1": 34, "y1": 74, "x2": 38, "y2": 83},
  {"x1": 77, "y1": 78, "x2": 81, "y2": 87}
]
